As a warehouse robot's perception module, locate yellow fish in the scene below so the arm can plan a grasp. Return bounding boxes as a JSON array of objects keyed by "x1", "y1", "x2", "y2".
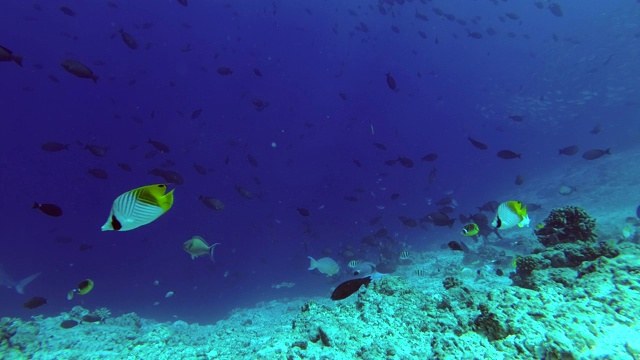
[
  {"x1": 461, "y1": 223, "x2": 479, "y2": 236},
  {"x1": 101, "y1": 184, "x2": 174, "y2": 231},
  {"x1": 491, "y1": 201, "x2": 530, "y2": 229},
  {"x1": 67, "y1": 279, "x2": 94, "y2": 300},
  {"x1": 183, "y1": 236, "x2": 221, "y2": 261}
]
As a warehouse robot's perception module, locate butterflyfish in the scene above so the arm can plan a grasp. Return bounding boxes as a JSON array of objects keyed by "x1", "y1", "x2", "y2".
[
  {"x1": 101, "y1": 184, "x2": 174, "y2": 231},
  {"x1": 491, "y1": 201, "x2": 530, "y2": 229},
  {"x1": 67, "y1": 279, "x2": 94, "y2": 300},
  {"x1": 461, "y1": 223, "x2": 479, "y2": 236}
]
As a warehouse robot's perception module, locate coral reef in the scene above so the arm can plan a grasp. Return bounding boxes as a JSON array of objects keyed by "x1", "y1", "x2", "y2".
[
  {"x1": 473, "y1": 304, "x2": 510, "y2": 341},
  {"x1": 0, "y1": 245, "x2": 639, "y2": 359},
  {"x1": 535, "y1": 206, "x2": 597, "y2": 246},
  {"x1": 510, "y1": 206, "x2": 619, "y2": 290},
  {"x1": 442, "y1": 276, "x2": 463, "y2": 290}
]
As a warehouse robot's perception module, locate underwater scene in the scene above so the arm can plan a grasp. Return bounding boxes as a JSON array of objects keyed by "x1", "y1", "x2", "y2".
[{"x1": 1, "y1": 0, "x2": 640, "y2": 359}]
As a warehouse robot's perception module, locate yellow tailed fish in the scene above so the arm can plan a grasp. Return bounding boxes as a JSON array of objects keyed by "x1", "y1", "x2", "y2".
[
  {"x1": 67, "y1": 279, "x2": 94, "y2": 300},
  {"x1": 102, "y1": 184, "x2": 174, "y2": 231},
  {"x1": 461, "y1": 223, "x2": 479, "y2": 236},
  {"x1": 491, "y1": 201, "x2": 530, "y2": 229}
]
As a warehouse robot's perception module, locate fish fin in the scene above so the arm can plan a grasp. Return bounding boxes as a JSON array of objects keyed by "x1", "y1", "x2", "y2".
[
  {"x1": 32, "y1": 202, "x2": 39, "y2": 209},
  {"x1": 13, "y1": 55, "x2": 23, "y2": 67},
  {"x1": 15, "y1": 272, "x2": 41, "y2": 294},
  {"x1": 307, "y1": 256, "x2": 317, "y2": 270},
  {"x1": 209, "y1": 243, "x2": 221, "y2": 262}
]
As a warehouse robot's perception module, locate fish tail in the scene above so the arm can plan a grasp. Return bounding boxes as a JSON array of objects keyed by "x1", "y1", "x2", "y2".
[
  {"x1": 209, "y1": 243, "x2": 220, "y2": 262},
  {"x1": 307, "y1": 256, "x2": 317, "y2": 270},
  {"x1": 13, "y1": 55, "x2": 23, "y2": 67},
  {"x1": 605, "y1": 148, "x2": 612, "y2": 155},
  {"x1": 91, "y1": 75, "x2": 98, "y2": 84}
]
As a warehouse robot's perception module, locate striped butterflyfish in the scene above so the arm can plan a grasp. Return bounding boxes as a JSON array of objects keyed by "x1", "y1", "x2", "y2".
[{"x1": 101, "y1": 184, "x2": 174, "y2": 231}]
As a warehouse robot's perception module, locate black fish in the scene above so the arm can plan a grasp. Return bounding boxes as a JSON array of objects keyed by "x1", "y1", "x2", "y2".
[
  {"x1": 478, "y1": 201, "x2": 499, "y2": 212},
  {"x1": 78, "y1": 243, "x2": 93, "y2": 251},
  {"x1": 217, "y1": 67, "x2": 233, "y2": 75},
  {"x1": 59, "y1": 6, "x2": 75, "y2": 16},
  {"x1": 88, "y1": 168, "x2": 108, "y2": 179},
  {"x1": 373, "y1": 142, "x2": 387, "y2": 150},
  {"x1": 23, "y1": 296, "x2": 47, "y2": 309},
  {"x1": 373, "y1": 228, "x2": 387, "y2": 237},
  {"x1": 235, "y1": 185, "x2": 254, "y2": 199},
  {"x1": 83, "y1": 144, "x2": 108, "y2": 157},
  {"x1": 497, "y1": 150, "x2": 521, "y2": 159},
  {"x1": 515, "y1": 174, "x2": 524, "y2": 186},
  {"x1": 424, "y1": 212, "x2": 455, "y2": 228},
  {"x1": 82, "y1": 314, "x2": 102, "y2": 323},
  {"x1": 253, "y1": 68, "x2": 262, "y2": 77},
  {"x1": 61, "y1": 59, "x2": 98, "y2": 83},
  {"x1": 247, "y1": 154, "x2": 259, "y2": 167},
  {"x1": 422, "y1": 153, "x2": 438, "y2": 162},
  {"x1": 390, "y1": 193, "x2": 400, "y2": 200},
  {"x1": 589, "y1": 124, "x2": 601, "y2": 134},
  {"x1": 385, "y1": 72, "x2": 397, "y2": 90},
  {"x1": 177, "y1": 0, "x2": 188, "y2": 6},
  {"x1": 191, "y1": 108, "x2": 203, "y2": 119},
  {"x1": 41, "y1": 142, "x2": 69, "y2": 152},
  {"x1": 331, "y1": 276, "x2": 372, "y2": 300},
  {"x1": 468, "y1": 32, "x2": 482, "y2": 39},
  {"x1": 353, "y1": 159, "x2": 361, "y2": 167},
  {"x1": 33, "y1": 202, "x2": 63, "y2": 217},
  {"x1": 508, "y1": 115, "x2": 523, "y2": 122},
  {"x1": 148, "y1": 139, "x2": 170, "y2": 153},
  {"x1": 117, "y1": 163, "x2": 132, "y2": 172},
  {"x1": 118, "y1": 28, "x2": 138, "y2": 50},
  {"x1": 548, "y1": 3, "x2": 563, "y2": 17},
  {"x1": 559, "y1": 145, "x2": 579, "y2": 156},
  {"x1": 199, "y1": 196, "x2": 224, "y2": 211},
  {"x1": 397, "y1": 156, "x2": 414, "y2": 168},
  {"x1": 636, "y1": 205, "x2": 640, "y2": 219},
  {"x1": 148, "y1": 168, "x2": 184, "y2": 185},
  {"x1": 447, "y1": 241, "x2": 465, "y2": 252},
  {"x1": 436, "y1": 196, "x2": 453, "y2": 206},
  {"x1": 296, "y1": 207, "x2": 310, "y2": 216},
  {"x1": 496, "y1": 269, "x2": 504, "y2": 276},
  {"x1": 468, "y1": 136, "x2": 488, "y2": 150},
  {"x1": 582, "y1": 149, "x2": 611, "y2": 160},
  {"x1": 398, "y1": 216, "x2": 417, "y2": 228},
  {"x1": 193, "y1": 163, "x2": 207, "y2": 175},
  {"x1": 60, "y1": 320, "x2": 79, "y2": 329},
  {"x1": 252, "y1": 98, "x2": 269, "y2": 111},
  {"x1": 0, "y1": 45, "x2": 24, "y2": 67}
]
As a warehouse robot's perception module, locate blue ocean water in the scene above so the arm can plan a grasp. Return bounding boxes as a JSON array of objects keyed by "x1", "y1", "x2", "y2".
[{"x1": 1, "y1": 0, "x2": 638, "y2": 324}]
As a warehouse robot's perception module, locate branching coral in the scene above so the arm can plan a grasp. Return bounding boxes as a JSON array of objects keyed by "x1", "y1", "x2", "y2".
[{"x1": 535, "y1": 206, "x2": 597, "y2": 246}]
